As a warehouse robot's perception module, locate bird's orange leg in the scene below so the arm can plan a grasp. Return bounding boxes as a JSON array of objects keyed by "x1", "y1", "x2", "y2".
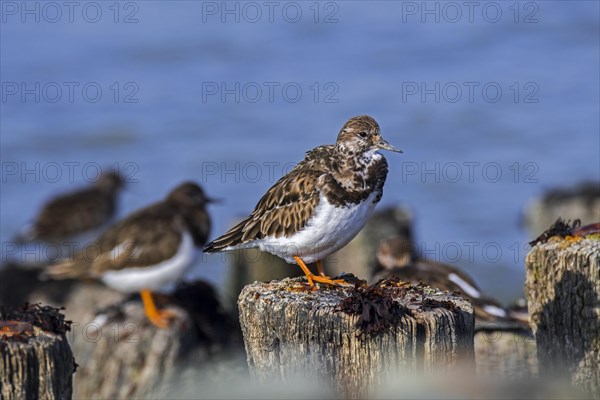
[
  {"x1": 293, "y1": 256, "x2": 315, "y2": 286},
  {"x1": 316, "y1": 260, "x2": 326, "y2": 277},
  {"x1": 140, "y1": 289, "x2": 175, "y2": 329},
  {"x1": 293, "y1": 256, "x2": 347, "y2": 287}
]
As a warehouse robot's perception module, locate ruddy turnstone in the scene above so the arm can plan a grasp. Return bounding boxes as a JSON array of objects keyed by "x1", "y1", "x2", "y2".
[
  {"x1": 374, "y1": 236, "x2": 519, "y2": 323},
  {"x1": 16, "y1": 170, "x2": 124, "y2": 243},
  {"x1": 45, "y1": 182, "x2": 216, "y2": 328},
  {"x1": 204, "y1": 115, "x2": 401, "y2": 287}
]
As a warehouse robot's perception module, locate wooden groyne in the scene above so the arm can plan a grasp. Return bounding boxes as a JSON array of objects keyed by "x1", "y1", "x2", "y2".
[
  {"x1": 238, "y1": 277, "x2": 474, "y2": 398},
  {"x1": 0, "y1": 304, "x2": 75, "y2": 400},
  {"x1": 526, "y1": 236, "x2": 600, "y2": 397}
]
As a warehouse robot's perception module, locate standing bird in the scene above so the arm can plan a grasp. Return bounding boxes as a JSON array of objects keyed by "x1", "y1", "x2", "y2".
[
  {"x1": 45, "y1": 182, "x2": 216, "y2": 328},
  {"x1": 204, "y1": 115, "x2": 401, "y2": 287},
  {"x1": 16, "y1": 170, "x2": 125, "y2": 243}
]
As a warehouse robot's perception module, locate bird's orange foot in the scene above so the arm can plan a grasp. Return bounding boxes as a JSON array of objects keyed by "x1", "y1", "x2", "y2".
[
  {"x1": 302, "y1": 275, "x2": 345, "y2": 289},
  {"x1": 140, "y1": 289, "x2": 177, "y2": 329},
  {"x1": 311, "y1": 275, "x2": 348, "y2": 286},
  {"x1": 293, "y1": 256, "x2": 349, "y2": 289},
  {"x1": 146, "y1": 308, "x2": 177, "y2": 329}
]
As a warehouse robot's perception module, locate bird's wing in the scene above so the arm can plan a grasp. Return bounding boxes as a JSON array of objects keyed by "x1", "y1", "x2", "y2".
[
  {"x1": 34, "y1": 188, "x2": 114, "y2": 239},
  {"x1": 90, "y1": 209, "x2": 184, "y2": 273},
  {"x1": 246, "y1": 168, "x2": 324, "y2": 240},
  {"x1": 45, "y1": 204, "x2": 183, "y2": 279},
  {"x1": 204, "y1": 146, "x2": 335, "y2": 252}
]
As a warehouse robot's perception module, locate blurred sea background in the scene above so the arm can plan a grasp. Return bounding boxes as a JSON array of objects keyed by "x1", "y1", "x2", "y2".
[{"x1": 1, "y1": 1, "x2": 598, "y2": 304}]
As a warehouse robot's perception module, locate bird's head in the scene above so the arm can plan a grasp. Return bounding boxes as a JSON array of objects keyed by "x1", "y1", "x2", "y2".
[
  {"x1": 96, "y1": 169, "x2": 125, "y2": 192},
  {"x1": 335, "y1": 115, "x2": 402, "y2": 155},
  {"x1": 376, "y1": 236, "x2": 414, "y2": 270},
  {"x1": 167, "y1": 182, "x2": 220, "y2": 209}
]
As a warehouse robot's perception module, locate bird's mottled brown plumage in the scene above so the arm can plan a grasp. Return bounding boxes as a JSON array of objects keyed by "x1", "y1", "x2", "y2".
[
  {"x1": 46, "y1": 182, "x2": 212, "y2": 279},
  {"x1": 204, "y1": 115, "x2": 392, "y2": 253},
  {"x1": 23, "y1": 170, "x2": 124, "y2": 241}
]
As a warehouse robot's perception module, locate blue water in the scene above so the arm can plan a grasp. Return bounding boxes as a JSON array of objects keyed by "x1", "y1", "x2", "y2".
[{"x1": 1, "y1": 1, "x2": 599, "y2": 302}]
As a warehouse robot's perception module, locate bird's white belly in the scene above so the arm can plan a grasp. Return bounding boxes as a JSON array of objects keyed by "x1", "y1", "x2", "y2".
[
  {"x1": 101, "y1": 232, "x2": 197, "y2": 293},
  {"x1": 259, "y1": 192, "x2": 379, "y2": 264}
]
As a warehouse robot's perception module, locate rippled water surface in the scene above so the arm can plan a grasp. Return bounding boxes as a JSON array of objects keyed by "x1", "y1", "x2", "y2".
[{"x1": 2, "y1": 1, "x2": 599, "y2": 302}]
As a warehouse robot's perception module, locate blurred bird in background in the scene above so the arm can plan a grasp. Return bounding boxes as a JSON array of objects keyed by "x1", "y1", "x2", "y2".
[
  {"x1": 44, "y1": 182, "x2": 217, "y2": 328},
  {"x1": 9, "y1": 169, "x2": 125, "y2": 268},
  {"x1": 16, "y1": 169, "x2": 124, "y2": 242}
]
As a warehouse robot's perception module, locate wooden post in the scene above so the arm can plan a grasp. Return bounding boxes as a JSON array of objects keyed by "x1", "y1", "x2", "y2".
[
  {"x1": 70, "y1": 302, "x2": 200, "y2": 398},
  {"x1": 238, "y1": 277, "x2": 474, "y2": 399},
  {"x1": 525, "y1": 238, "x2": 600, "y2": 397},
  {"x1": 0, "y1": 275, "x2": 237, "y2": 398},
  {"x1": 474, "y1": 329, "x2": 537, "y2": 379},
  {"x1": 63, "y1": 281, "x2": 235, "y2": 398},
  {"x1": 0, "y1": 304, "x2": 75, "y2": 400}
]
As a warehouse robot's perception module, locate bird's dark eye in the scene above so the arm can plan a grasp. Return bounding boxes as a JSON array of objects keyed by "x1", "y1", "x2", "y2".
[{"x1": 359, "y1": 131, "x2": 368, "y2": 138}]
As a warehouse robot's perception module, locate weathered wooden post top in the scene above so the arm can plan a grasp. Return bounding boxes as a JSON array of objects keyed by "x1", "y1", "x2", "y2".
[
  {"x1": 238, "y1": 275, "x2": 474, "y2": 398},
  {"x1": 0, "y1": 303, "x2": 76, "y2": 400},
  {"x1": 525, "y1": 219, "x2": 600, "y2": 397}
]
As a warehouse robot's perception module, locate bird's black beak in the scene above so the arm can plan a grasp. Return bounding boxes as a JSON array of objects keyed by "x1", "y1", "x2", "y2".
[{"x1": 376, "y1": 138, "x2": 403, "y2": 153}]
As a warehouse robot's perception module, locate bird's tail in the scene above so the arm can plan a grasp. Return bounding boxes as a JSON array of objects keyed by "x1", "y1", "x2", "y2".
[
  {"x1": 42, "y1": 259, "x2": 89, "y2": 280},
  {"x1": 203, "y1": 218, "x2": 249, "y2": 253}
]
